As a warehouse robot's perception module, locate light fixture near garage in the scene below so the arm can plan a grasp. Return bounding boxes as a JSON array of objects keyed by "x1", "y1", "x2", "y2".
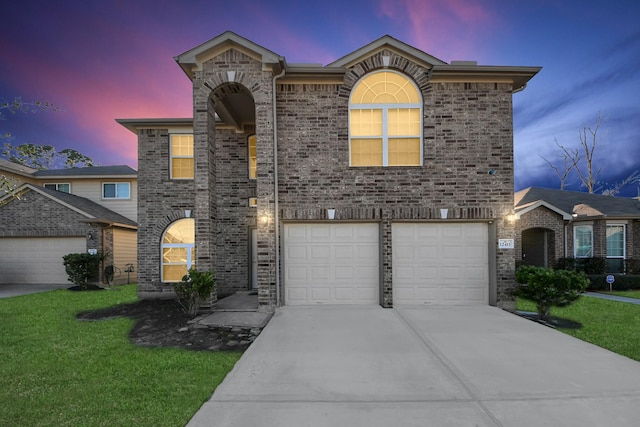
[{"x1": 327, "y1": 208, "x2": 336, "y2": 220}]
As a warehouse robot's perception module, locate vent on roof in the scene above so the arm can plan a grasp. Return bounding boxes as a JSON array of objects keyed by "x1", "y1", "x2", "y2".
[{"x1": 450, "y1": 61, "x2": 478, "y2": 66}]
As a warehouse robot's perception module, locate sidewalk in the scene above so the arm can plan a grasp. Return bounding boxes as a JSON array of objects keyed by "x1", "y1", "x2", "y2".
[{"x1": 584, "y1": 292, "x2": 640, "y2": 304}]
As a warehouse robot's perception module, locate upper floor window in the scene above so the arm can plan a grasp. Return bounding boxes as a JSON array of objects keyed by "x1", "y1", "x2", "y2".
[
  {"x1": 170, "y1": 134, "x2": 194, "y2": 179},
  {"x1": 248, "y1": 135, "x2": 257, "y2": 179},
  {"x1": 574, "y1": 225, "x2": 593, "y2": 258},
  {"x1": 349, "y1": 71, "x2": 422, "y2": 167},
  {"x1": 44, "y1": 183, "x2": 70, "y2": 193},
  {"x1": 103, "y1": 182, "x2": 130, "y2": 199}
]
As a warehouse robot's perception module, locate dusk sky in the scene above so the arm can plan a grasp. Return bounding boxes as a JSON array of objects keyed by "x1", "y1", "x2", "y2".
[{"x1": 1, "y1": 0, "x2": 639, "y2": 196}]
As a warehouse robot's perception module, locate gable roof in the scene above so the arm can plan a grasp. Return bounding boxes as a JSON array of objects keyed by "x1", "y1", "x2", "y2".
[
  {"x1": 33, "y1": 165, "x2": 137, "y2": 178},
  {"x1": 2, "y1": 184, "x2": 137, "y2": 228},
  {"x1": 515, "y1": 187, "x2": 640, "y2": 219},
  {"x1": 327, "y1": 35, "x2": 448, "y2": 68},
  {"x1": 0, "y1": 158, "x2": 38, "y2": 177},
  {"x1": 175, "y1": 30, "x2": 284, "y2": 79}
]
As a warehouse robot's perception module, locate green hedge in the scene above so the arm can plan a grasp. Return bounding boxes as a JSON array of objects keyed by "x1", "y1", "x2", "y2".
[{"x1": 588, "y1": 274, "x2": 640, "y2": 291}]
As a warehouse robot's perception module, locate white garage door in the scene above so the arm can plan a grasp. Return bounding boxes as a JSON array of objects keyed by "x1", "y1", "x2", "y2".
[
  {"x1": 284, "y1": 223, "x2": 379, "y2": 305},
  {"x1": 393, "y1": 223, "x2": 488, "y2": 305},
  {"x1": 0, "y1": 237, "x2": 86, "y2": 284}
]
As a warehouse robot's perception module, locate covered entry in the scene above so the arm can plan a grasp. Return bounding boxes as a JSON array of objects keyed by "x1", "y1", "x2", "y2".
[
  {"x1": 283, "y1": 223, "x2": 379, "y2": 305},
  {"x1": 392, "y1": 222, "x2": 489, "y2": 305}
]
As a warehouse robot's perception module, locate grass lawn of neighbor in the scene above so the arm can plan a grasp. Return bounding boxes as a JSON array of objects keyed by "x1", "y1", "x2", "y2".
[
  {"x1": 0, "y1": 284, "x2": 241, "y2": 427},
  {"x1": 516, "y1": 295, "x2": 640, "y2": 362}
]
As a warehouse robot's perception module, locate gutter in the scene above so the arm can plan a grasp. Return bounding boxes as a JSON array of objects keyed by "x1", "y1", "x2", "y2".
[{"x1": 273, "y1": 63, "x2": 286, "y2": 307}]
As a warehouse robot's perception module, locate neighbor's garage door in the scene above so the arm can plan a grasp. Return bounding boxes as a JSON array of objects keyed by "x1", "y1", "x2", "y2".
[
  {"x1": 0, "y1": 237, "x2": 85, "y2": 284},
  {"x1": 284, "y1": 223, "x2": 379, "y2": 305},
  {"x1": 393, "y1": 223, "x2": 488, "y2": 305}
]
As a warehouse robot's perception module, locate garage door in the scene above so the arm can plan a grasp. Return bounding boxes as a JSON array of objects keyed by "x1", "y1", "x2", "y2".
[
  {"x1": 284, "y1": 223, "x2": 379, "y2": 305},
  {"x1": 393, "y1": 223, "x2": 488, "y2": 305},
  {"x1": 0, "y1": 237, "x2": 86, "y2": 284}
]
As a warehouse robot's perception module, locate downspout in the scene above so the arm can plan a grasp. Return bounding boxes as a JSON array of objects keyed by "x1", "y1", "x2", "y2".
[{"x1": 273, "y1": 63, "x2": 285, "y2": 307}]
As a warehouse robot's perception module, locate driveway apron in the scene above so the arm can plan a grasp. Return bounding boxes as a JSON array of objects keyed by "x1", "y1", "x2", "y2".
[{"x1": 187, "y1": 305, "x2": 640, "y2": 427}]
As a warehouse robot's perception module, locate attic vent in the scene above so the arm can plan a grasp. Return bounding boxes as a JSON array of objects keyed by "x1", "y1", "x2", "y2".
[{"x1": 450, "y1": 61, "x2": 478, "y2": 66}]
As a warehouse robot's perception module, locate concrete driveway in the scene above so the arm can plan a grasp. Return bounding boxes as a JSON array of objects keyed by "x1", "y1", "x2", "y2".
[
  {"x1": 0, "y1": 283, "x2": 70, "y2": 298},
  {"x1": 188, "y1": 305, "x2": 640, "y2": 427}
]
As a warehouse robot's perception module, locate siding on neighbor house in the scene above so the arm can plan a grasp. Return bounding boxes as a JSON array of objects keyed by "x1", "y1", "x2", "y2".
[
  {"x1": 113, "y1": 228, "x2": 137, "y2": 285},
  {"x1": 59, "y1": 179, "x2": 138, "y2": 222}
]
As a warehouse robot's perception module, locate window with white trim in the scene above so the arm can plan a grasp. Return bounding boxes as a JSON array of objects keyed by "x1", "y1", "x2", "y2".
[
  {"x1": 574, "y1": 225, "x2": 593, "y2": 258},
  {"x1": 161, "y1": 218, "x2": 195, "y2": 282},
  {"x1": 349, "y1": 71, "x2": 422, "y2": 167},
  {"x1": 606, "y1": 224, "x2": 625, "y2": 273},
  {"x1": 102, "y1": 182, "x2": 130, "y2": 199},
  {"x1": 43, "y1": 183, "x2": 70, "y2": 193},
  {"x1": 170, "y1": 134, "x2": 194, "y2": 179}
]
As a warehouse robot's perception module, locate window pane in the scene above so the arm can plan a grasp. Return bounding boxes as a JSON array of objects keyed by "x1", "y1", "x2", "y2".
[
  {"x1": 249, "y1": 135, "x2": 257, "y2": 179},
  {"x1": 163, "y1": 219, "x2": 195, "y2": 244},
  {"x1": 103, "y1": 183, "x2": 116, "y2": 198},
  {"x1": 44, "y1": 184, "x2": 56, "y2": 190},
  {"x1": 58, "y1": 183, "x2": 70, "y2": 193},
  {"x1": 171, "y1": 135, "x2": 194, "y2": 156},
  {"x1": 350, "y1": 109, "x2": 382, "y2": 136},
  {"x1": 351, "y1": 72, "x2": 420, "y2": 104},
  {"x1": 606, "y1": 225, "x2": 624, "y2": 257},
  {"x1": 163, "y1": 265, "x2": 188, "y2": 282},
  {"x1": 574, "y1": 226, "x2": 593, "y2": 258},
  {"x1": 163, "y1": 247, "x2": 187, "y2": 263},
  {"x1": 388, "y1": 109, "x2": 421, "y2": 136},
  {"x1": 116, "y1": 183, "x2": 130, "y2": 198},
  {"x1": 388, "y1": 138, "x2": 421, "y2": 166},
  {"x1": 351, "y1": 138, "x2": 383, "y2": 166},
  {"x1": 172, "y1": 158, "x2": 194, "y2": 179}
]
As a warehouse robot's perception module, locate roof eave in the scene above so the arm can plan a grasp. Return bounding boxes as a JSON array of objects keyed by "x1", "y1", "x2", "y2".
[{"x1": 431, "y1": 65, "x2": 542, "y2": 92}]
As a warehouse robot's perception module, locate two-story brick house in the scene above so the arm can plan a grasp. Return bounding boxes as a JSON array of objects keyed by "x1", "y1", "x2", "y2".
[
  {"x1": 119, "y1": 31, "x2": 539, "y2": 310},
  {"x1": 0, "y1": 160, "x2": 138, "y2": 285}
]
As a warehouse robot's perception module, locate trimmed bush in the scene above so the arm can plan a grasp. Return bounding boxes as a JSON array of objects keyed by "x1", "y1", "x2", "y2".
[
  {"x1": 172, "y1": 268, "x2": 216, "y2": 317},
  {"x1": 514, "y1": 265, "x2": 590, "y2": 320},
  {"x1": 587, "y1": 274, "x2": 640, "y2": 291},
  {"x1": 556, "y1": 257, "x2": 607, "y2": 274},
  {"x1": 62, "y1": 252, "x2": 101, "y2": 290}
]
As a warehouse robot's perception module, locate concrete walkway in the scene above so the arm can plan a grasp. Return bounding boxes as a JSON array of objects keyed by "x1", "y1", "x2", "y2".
[
  {"x1": 585, "y1": 292, "x2": 640, "y2": 304},
  {"x1": 188, "y1": 305, "x2": 640, "y2": 427}
]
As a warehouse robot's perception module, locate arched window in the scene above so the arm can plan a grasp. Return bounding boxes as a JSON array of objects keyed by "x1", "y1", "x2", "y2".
[
  {"x1": 161, "y1": 218, "x2": 195, "y2": 282},
  {"x1": 349, "y1": 71, "x2": 422, "y2": 167}
]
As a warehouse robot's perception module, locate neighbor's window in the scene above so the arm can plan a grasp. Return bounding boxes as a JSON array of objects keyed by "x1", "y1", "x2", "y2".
[
  {"x1": 574, "y1": 225, "x2": 593, "y2": 258},
  {"x1": 44, "y1": 183, "x2": 70, "y2": 193},
  {"x1": 102, "y1": 182, "x2": 130, "y2": 199},
  {"x1": 248, "y1": 135, "x2": 257, "y2": 179},
  {"x1": 161, "y1": 218, "x2": 195, "y2": 282},
  {"x1": 606, "y1": 224, "x2": 625, "y2": 273},
  {"x1": 349, "y1": 71, "x2": 422, "y2": 167},
  {"x1": 170, "y1": 134, "x2": 194, "y2": 179}
]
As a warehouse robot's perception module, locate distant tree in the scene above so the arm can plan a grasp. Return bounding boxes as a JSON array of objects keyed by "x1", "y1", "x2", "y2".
[
  {"x1": 543, "y1": 112, "x2": 639, "y2": 195},
  {"x1": 2, "y1": 143, "x2": 94, "y2": 170},
  {"x1": 0, "y1": 97, "x2": 62, "y2": 140}
]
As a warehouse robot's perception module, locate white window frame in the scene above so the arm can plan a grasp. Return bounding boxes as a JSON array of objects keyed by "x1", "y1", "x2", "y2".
[
  {"x1": 170, "y1": 133, "x2": 194, "y2": 180},
  {"x1": 348, "y1": 70, "x2": 423, "y2": 167},
  {"x1": 102, "y1": 182, "x2": 131, "y2": 200},
  {"x1": 606, "y1": 223, "x2": 626, "y2": 260},
  {"x1": 43, "y1": 183, "x2": 71, "y2": 193},
  {"x1": 573, "y1": 224, "x2": 593, "y2": 258}
]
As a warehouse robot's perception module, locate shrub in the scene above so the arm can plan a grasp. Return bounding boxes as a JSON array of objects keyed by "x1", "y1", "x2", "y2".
[
  {"x1": 556, "y1": 257, "x2": 606, "y2": 274},
  {"x1": 172, "y1": 268, "x2": 216, "y2": 317},
  {"x1": 587, "y1": 274, "x2": 640, "y2": 291},
  {"x1": 62, "y1": 252, "x2": 101, "y2": 290},
  {"x1": 514, "y1": 265, "x2": 590, "y2": 320}
]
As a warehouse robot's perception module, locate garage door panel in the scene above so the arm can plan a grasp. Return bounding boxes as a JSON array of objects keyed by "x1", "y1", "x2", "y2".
[
  {"x1": 393, "y1": 223, "x2": 488, "y2": 305},
  {"x1": 284, "y1": 223, "x2": 379, "y2": 305}
]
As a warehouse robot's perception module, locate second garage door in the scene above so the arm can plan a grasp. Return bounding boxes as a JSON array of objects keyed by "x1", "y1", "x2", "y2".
[
  {"x1": 392, "y1": 223, "x2": 489, "y2": 305},
  {"x1": 284, "y1": 223, "x2": 379, "y2": 305}
]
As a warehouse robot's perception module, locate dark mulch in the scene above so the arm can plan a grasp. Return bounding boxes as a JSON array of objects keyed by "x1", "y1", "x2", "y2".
[
  {"x1": 77, "y1": 298, "x2": 252, "y2": 352},
  {"x1": 515, "y1": 311, "x2": 583, "y2": 329}
]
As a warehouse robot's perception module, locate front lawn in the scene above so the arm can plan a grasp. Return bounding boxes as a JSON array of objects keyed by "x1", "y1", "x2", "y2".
[
  {"x1": 516, "y1": 296, "x2": 640, "y2": 362},
  {"x1": 0, "y1": 285, "x2": 241, "y2": 427}
]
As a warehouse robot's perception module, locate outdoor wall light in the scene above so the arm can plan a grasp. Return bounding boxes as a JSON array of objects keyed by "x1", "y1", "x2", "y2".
[
  {"x1": 86, "y1": 231, "x2": 94, "y2": 241},
  {"x1": 327, "y1": 208, "x2": 336, "y2": 220},
  {"x1": 506, "y1": 212, "x2": 517, "y2": 222},
  {"x1": 185, "y1": 209, "x2": 192, "y2": 218},
  {"x1": 261, "y1": 214, "x2": 270, "y2": 225},
  {"x1": 440, "y1": 208, "x2": 449, "y2": 219}
]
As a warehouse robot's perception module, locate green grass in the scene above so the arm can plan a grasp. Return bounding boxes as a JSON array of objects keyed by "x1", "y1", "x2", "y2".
[
  {"x1": 516, "y1": 296, "x2": 640, "y2": 361},
  {"x1": 0, "y1": 285, "x2": 241, "y2": 427},
  {"x1": 602, "y1": 290, "x2": 640, "y2": 299}
]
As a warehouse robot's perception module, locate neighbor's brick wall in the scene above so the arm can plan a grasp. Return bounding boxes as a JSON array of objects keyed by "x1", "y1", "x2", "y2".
[{"x1": 515, "y1": 207, "x2": 566, "y2": 265}]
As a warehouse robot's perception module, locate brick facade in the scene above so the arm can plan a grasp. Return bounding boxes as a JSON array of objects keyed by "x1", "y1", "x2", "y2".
[{"x1": 132, "y1": 33, "x2": 539, "y2": 310}]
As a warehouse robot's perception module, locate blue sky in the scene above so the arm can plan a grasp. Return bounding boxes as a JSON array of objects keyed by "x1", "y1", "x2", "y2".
[{"x1": 1, "y1": 0, "x2": 639, "y2": 195}]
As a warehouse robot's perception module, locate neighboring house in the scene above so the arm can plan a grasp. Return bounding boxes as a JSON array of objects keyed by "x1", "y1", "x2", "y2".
[
  {"x1": 514, "y1": 187, "x2": 640, "y2": 273},
  {"x1": 0, "y1": 161, "x2": 138, "y2": 285},
  {"x1": 118, "y1": 31, "x2": 540, "y2": 310}
]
